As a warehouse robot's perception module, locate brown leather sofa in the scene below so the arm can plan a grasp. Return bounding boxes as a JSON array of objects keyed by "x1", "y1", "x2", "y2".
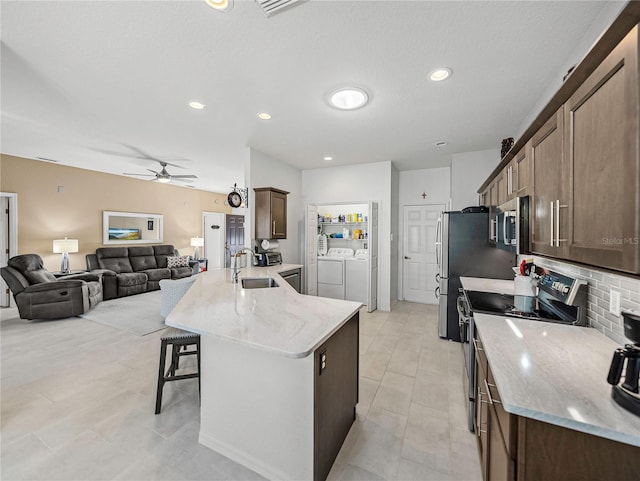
[
  {"x1": 1, "y1": 254, "x2": 103, "y2": 320},
  {"x1": 86, "y1": 245, "x2": 198, "y2": 300}
]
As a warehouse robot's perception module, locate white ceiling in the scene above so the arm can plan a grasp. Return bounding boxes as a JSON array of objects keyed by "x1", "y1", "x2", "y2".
[{"x1": 1, "y1": 0, "x2": 616, "y2": 193}]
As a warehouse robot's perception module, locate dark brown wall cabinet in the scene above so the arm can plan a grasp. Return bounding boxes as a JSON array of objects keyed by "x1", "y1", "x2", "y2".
[
  {"x1": 480, "y1": 20, "x2": 640, "y2": 274},
  {"x1": 254, "y1": 187, "x2": 289, "y2": 240}
]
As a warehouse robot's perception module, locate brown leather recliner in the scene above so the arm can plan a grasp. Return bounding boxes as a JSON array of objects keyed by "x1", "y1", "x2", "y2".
[{"x1": 0, "y1": 254, "x2": 102, "y2": 320}]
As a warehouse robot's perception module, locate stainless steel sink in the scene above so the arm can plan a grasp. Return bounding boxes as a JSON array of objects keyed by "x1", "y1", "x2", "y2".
[{"x1": 241, "y1": 277, "x2": 280, "y2": 289}]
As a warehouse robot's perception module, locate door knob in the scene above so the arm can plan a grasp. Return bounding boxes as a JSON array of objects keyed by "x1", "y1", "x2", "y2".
[{"x1": 404, "y1": 256, "x2": 411, "y2": 259}]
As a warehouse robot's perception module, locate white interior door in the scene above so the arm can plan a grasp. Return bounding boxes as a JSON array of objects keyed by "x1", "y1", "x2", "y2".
[
  {"x1": 203, "y1": 212, "x2": 225, "y2": 270},
  {"x1": 305, "y1": 204, "x2": 318, "y2": 296},
  {"x1": 402, "y1": 204, "x2": 444, "y2": 304},
  {"x1": 367, "y1": 202, "x2": 378, "y2": 312}
]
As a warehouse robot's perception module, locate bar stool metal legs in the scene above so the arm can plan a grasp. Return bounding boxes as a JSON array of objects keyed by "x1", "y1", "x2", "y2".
[{"x1": 155, "y1": 327, "x2": 201, "y2": 414}]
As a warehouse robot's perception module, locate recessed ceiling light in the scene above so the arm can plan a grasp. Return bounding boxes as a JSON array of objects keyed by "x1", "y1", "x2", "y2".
[
  {"x1": 435, "y1": 141, "x2": 448, "y2": 147},
  {"x1": 328, "y1": 87, "x2": 369, "y2": 110},
  {"x1": 189, "y1": 101, "x2": 206, "y2": 110},
  {"x1": 429, "y1": 68, "x2": 452, "y2": 82},
  {"x1": 205, "y1": 0, "x2": 233, "y2": 12},
  {"x1": 324, "y1": 156, "x2": 333, "y2": 161},
  {"x1": 257, "y1": 112, "x2": 272, "y2": 120}
]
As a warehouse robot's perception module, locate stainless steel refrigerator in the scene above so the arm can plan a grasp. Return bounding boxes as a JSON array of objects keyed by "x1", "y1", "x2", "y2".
[{"x1": 436, "y1": 210, "x2": 515, "y2": 341}]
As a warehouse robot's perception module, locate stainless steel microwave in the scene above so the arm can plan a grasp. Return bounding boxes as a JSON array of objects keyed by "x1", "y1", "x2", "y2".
[{"x1": 493, "y1": 196, "x2": 530, "y2": 254}]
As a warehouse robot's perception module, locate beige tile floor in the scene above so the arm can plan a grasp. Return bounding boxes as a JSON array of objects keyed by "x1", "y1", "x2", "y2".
[{"x1": 1, "y1": 301, "x2": 481, "y2": 481}]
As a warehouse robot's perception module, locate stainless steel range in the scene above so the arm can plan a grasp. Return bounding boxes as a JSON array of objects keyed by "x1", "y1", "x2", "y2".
[{"x1": 458, "y1": 269, "x2": 588, "y2": 432}]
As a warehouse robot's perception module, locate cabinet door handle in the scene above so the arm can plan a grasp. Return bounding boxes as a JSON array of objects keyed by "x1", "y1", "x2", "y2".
[
  {"x1": 555, "y1": 200, "x2": 568, "y2": 246},
  {"x1": 549, "y1": 201, "x2": 554, "y2": 247},
  {"x1": 476, "y1": 387, "x2": 487, "y2": 435},
  {"x1": 272, "y1": 220, "x2": 276, "y2": 236},
  {"x1": 473, "y1": 337, "x2": 483, "y2": 352},
  {"x1": 486, "y1": 381, "x2": 501, "y2": 404}
]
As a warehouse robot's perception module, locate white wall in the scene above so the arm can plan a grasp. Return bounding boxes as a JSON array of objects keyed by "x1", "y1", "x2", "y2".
[
  {"x1": 450, "y1": 149, "x2": 501, "y2": 210},
  {"x1": 301, "y1": 161, "x2": 393, "y2": 311},
  {"x1": 516, "y1": 1, "x2": 626, "y2": 139},
  {"x1": 248, "y1": 148, "x2": 303, "y2": 264},
  {"x1": 397, "y1": 167, "x2": 451, "y2": 301},
  {"x1": 390, "y1": 164, "x2": 399, "y2": 303}
]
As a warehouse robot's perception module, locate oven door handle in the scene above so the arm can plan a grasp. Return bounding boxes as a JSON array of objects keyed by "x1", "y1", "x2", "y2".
[{"x1": 457, "y1": 295, "x2": 470, "y2": 325}]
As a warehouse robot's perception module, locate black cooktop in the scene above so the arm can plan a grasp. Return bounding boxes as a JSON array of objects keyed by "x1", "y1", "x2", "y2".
[{"x1": 464, "y1": 290, "x2": 572, "y2": 324}]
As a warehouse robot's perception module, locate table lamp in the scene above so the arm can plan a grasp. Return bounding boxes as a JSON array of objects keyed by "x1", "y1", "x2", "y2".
[
  {"x1": 52, "y1": 237, "x2": 79, "y2": 274},
  {"x1": 191, "y1": 237, "x2": 204, "y2": 260}
]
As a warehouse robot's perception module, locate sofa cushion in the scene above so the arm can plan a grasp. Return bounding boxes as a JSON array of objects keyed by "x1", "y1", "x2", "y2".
[
  {"x1": 8, "y1": 254, "x2": 56, "y2": 284},
  {"x1": 171, "y1": 266, "x2": 193, "y2": 279},
  {"x1": 167, "y1": 255, "x2": 190, "y2": 268},
  {"x1": 96, "y1": 247, "x2": 133, "y2": 274},
  {"x1": 129, "y1": 246, "x2": 158, "y2": 271},
  {"x1": 116, "y1": 272, "x2": 147, "y2": 297},
  {"x1": 153, "y1": 245, "x2": 177, "y2": 268},
  {"x1": 141, "y1": 268, "x2": 171, "y2": 282}
]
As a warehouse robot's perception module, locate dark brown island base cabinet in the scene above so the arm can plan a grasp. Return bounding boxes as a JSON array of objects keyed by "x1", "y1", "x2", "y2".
[
  {"x1": 254, "y1": 187, "x2": 289, "y2": 240},
  {"x1": 473, "y1": 331, "x2": 640, "y2": 481}
]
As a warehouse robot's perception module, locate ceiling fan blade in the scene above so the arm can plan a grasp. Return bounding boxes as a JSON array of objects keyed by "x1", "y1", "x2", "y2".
[
  {"x1": 170, "y1": 174, "x2": 198, "y2": 179},
  {"x1": 147, "y1": 169, "x2": 161, "y2": 175},
  {"x1": 170, "y1": 178, "x2": 195, "y2": 183},
  {"x1": 123, "y1": 172, "x2": 156, "y2": 177}
]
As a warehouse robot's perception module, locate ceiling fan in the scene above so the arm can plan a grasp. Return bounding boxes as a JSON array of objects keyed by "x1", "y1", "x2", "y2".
[{"x1": 123, "y1": 160, "x2": 197, "y2": 184}]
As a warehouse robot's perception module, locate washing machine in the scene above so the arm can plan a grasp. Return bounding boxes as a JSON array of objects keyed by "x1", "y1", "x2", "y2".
[
  {"x1": 317, "y1": 248, "x2": 354, "y2": 300},
  {"x1": 345, "y1": 249, "x2": 368, "y2": 303}
]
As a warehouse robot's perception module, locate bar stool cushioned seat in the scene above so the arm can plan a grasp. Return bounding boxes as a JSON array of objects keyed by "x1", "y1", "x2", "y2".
[{"x1": 155, "y1": 327, "x2": 200, "y2": 414}]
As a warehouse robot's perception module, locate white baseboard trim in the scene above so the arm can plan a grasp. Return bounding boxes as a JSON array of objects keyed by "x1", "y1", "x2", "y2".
[{"x1": 198, "y1": 431, "x2": 311, "y2": 481}]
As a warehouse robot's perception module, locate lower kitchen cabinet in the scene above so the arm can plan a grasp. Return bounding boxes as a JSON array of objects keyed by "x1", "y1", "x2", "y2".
[{"x1": 474, "y1": 329, "x2": 640, "y2": 481}]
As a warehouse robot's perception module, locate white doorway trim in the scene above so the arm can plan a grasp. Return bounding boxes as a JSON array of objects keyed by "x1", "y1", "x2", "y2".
[
  {"x1": 1, "y1": 192, "x2": 18, "y2": 308},
  {"x1": 202, "y1": 211, "x2": 226, "y2": 270},
  {"x1": 399, "y1": 203, "x2": 444, "y2": 304}
]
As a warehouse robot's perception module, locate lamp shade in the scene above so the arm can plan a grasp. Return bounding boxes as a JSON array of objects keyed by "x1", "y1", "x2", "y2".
[
  {"x1": 190, "y1": 237, "x2": 205, "y2": 247},
  {"x1": 53, "y1": 238, "x2": 79, "y2": 254}
]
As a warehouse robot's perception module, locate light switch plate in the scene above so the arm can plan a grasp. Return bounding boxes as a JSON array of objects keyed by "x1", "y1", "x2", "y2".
[{"x1": 609, "y1": 289, "x2": 621, "y2": 316}]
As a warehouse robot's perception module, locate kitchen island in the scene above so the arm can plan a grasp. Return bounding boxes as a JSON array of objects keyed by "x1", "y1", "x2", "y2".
[{"x1": 165, "y1": 264, "x2": 362, "y2": 481}]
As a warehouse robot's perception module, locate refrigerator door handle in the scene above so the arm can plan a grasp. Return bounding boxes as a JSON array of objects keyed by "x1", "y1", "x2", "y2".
[
  {"x1": 435, "y1": 273, "x2": 440, "y2": 283},
  {"x1": 435, "y1": 214, "x2": 442, "y2": 269},
  {"x1": 435, "y1": 286, "x2": 440, "y2": 299}
]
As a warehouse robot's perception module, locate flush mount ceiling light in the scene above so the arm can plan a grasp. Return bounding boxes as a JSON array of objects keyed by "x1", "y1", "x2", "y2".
[
  {"x1": 429, "y1": 68, "x2": 452, "y2": 82},
  {"x1": 324, "y1": 156, "x2": 333, "y2": 161},
  {"x1": 205, "y1": 0, "x2": 233, "y2": 12},
  {"x1": 257, "y1": 112, "x2": 272, "y2": 120},
  {"x1": 435, "y1": 141, "x2": 448, "y2": 147},
  {"x1": 328, "y1": 87, "x2": 369, "y2": 110},
  {"x1": 189, "y1": 101, "x2": 206, "y2": 110}
]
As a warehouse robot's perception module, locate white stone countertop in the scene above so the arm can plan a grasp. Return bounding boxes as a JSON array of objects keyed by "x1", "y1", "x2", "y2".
[
  {"x1": 165, "y1": 264, "x2": 362, "y2": 359},
  {"x1": 473, "y1": 313, "x2": 640, "y2": 447},
  {"x1": 460, "y1": 276, "x2": 515, "y2": 295}
]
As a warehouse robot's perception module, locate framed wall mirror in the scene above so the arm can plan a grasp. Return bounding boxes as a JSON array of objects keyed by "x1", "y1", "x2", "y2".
[{"x1": 103, "y1": 211, "x2": 163, "y2": 245}]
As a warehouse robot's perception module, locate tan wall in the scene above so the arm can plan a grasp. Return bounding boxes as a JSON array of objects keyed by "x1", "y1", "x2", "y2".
[{"x1": 0, "y1": 154, "x2": 230, "y2": 271}]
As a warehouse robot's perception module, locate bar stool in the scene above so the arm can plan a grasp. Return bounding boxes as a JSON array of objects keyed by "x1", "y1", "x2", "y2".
[{"x1": 155, "y1": 327, "x2": 201, "y2": 414}]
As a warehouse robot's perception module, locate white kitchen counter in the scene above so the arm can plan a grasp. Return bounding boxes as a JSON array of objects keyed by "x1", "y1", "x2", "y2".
[
  {"x1": 165, "y1": 263, "x2": 361, "y2": 480},
  {"x1": 460, "y1": 276, "x2": 514, "y2": 295},
  {"x1": 473, "y1": 313, "x2": 640, "y2": 447},
  {"x1": 165, "y1": 263, "x2": 362, "y2": 358}
]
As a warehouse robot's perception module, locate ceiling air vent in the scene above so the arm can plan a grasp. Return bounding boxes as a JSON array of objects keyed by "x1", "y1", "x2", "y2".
[{"x1": 255, "y1": 0, "x2": 304, "y2": 18}]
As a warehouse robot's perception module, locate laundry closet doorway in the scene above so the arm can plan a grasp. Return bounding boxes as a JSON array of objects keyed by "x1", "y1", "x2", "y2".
[{"x1": 305, "y1": 201, "x2": 378, "y2": 312}]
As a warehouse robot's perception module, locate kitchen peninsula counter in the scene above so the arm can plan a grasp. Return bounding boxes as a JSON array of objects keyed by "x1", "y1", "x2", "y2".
[
  {"x1": 165, "y1": 264, "x2": 361, "y2": 481},
  {"x1": 166, "y1": 263, "x2": 361, "y2": 358}
]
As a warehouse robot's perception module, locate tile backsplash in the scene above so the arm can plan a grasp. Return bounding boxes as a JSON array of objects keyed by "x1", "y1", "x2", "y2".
[{"x1": 520, "y1": 255, "x2": 640, "y2": 345}]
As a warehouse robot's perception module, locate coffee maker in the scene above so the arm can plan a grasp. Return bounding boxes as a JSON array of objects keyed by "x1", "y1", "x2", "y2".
[{"x1": 607, "y1": 310, "x2": 640, "y2": 416}]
